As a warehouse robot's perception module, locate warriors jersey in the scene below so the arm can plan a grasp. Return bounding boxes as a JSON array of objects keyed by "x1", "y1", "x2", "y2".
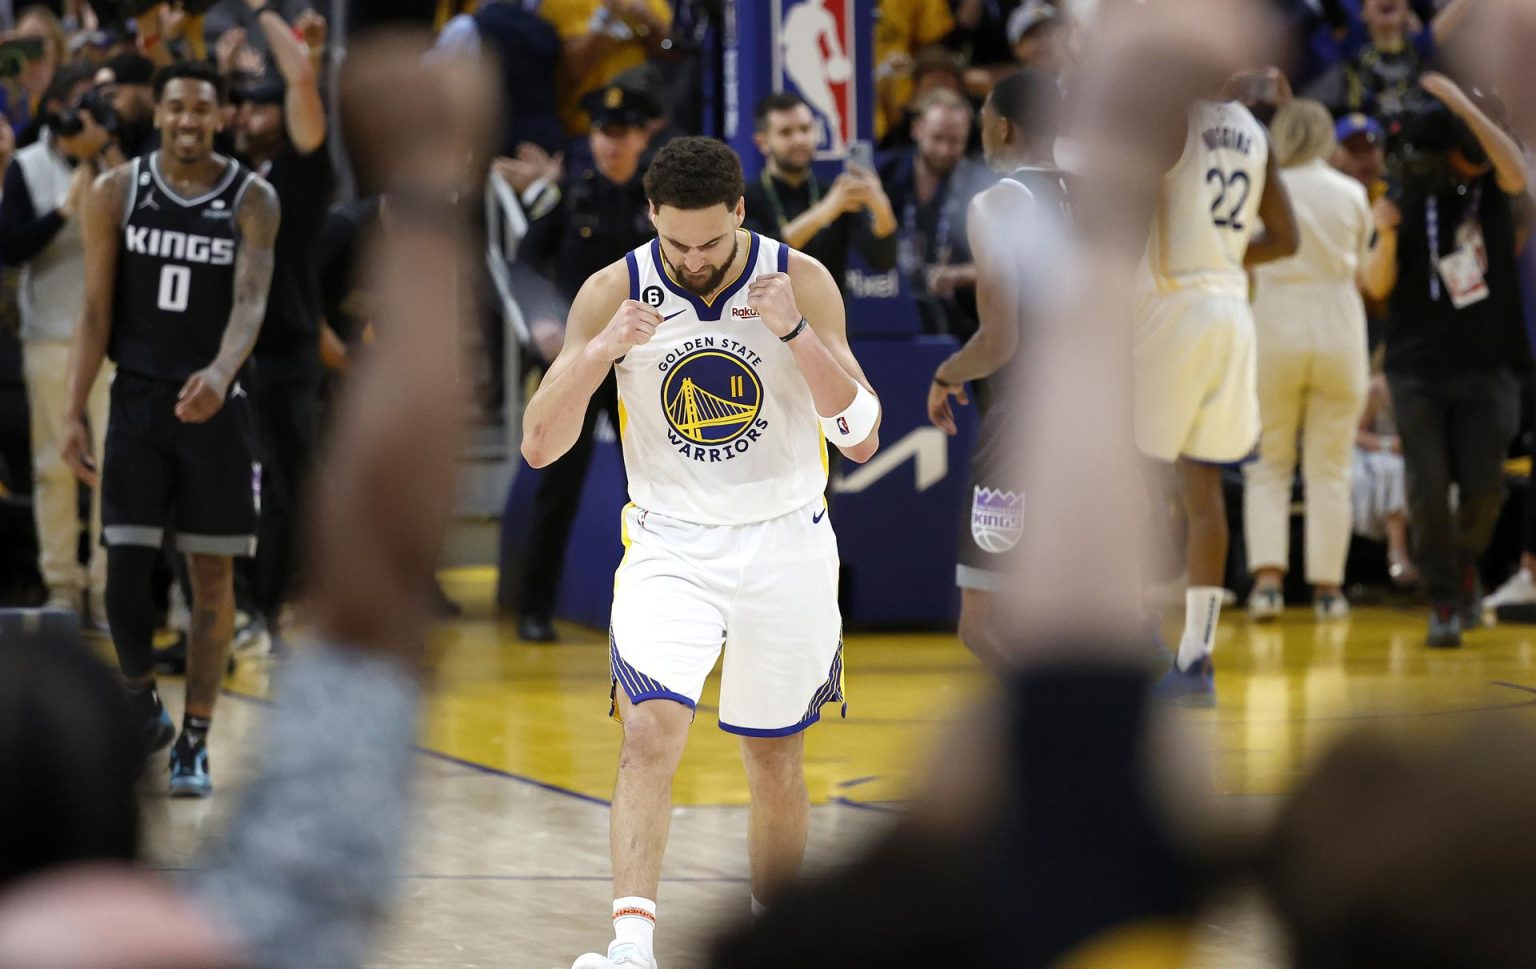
[
  {"x1": 616, "y1": 230, "x2": 827, "y2": 526},
  {"x1": 109, "y1": 152, "x2": 258, "y2": 383},
  {"x1": 1140, "y1": 100, "x2": 1268, "y2": 299}
]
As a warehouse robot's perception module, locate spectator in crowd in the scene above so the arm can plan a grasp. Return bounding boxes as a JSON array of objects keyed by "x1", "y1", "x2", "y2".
[
  {"x1": 1331, "y1": 111, "x2": 1387, "y2": 199},
  {"x1": 1244, "y1": 99, "x2": 1373, "y2": 622},
  {"x1": 91, "y1": 51, "x2": 157, "y2": 159},
  {"x1": 434, "y1": 0, "x2": 564, "y2": 157},
  {"x1": 1362, "y1": 72, "x2": 1529, "y2": 648},
  {"x1": 878, "y1": 86, "x2": 994, "y2": 341},
  {"x1": 875, "y1": 0, "x2": 955, "y2": 142},
  {"x1": 877, "y1": 47, "x2": 970, "y2": 153},
  {"x1": 540, "y1": 0, "x2": 671, "y2": 140},
  {"x1": 743, "y1": 93, "x2": 897, "y2": 296},
  {"x1": 512, "y1": 82, "x2": 659, "y2": 643},
  {"x1": 949, "y1": 0, "x2": 1025, "y2": 94},
  {"x1": 1005, "y1": 0, "x2": 1069, "y2": 77},
  {"x1": 0, "y1": 35, "x2": 493, "y2": 966},
  {"x1": 1353, "y1": 370, "x2": 1418, "y2": 586},
  {"x1": 0, "y1": 63, "x2": 119, "y2": 622},
  {"x1": 2, "y1": 5, "x2": 67, "y2": 142},
  {"x1": 1303, "y1": 0, "x2": 1475, "y2": 152},
  {"x1": 230, "y1": 0, "x2": 335, "y2": 650}
]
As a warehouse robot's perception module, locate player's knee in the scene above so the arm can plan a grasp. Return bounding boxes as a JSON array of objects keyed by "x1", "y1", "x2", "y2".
[
  {"x1": 184, "y1": 554, "x2": 234, "y2": 597},
  {"x1": 957, "y1": 607, "x2": 990, "y2": 657},
  {"x1": 957, "y1": 591, "x2": 998, "y2": 658},
  {"x1": 619, "y1": 701, "x2": 691, "y2": 768},
  {"x1": 105, "y1": 545, "x2": 157, "y2": 589},
  {"x1": 740, "y1": 734, "x2": 803, "y2": 781}
]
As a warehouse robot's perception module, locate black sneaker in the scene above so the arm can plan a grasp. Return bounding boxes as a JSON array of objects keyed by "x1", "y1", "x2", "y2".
[
  {"x1": 1427, "y1": 605, "x2": 1462, "y2": 649},
  {"x1": 169, "y1": 735, "x2": 212, "y2": 798},
  {"x1": 518, "y1": 614, "x2": 558, "y2": 643},
  {"x1": 143, "y1": 704, "x2": 175, "y2": 757}
]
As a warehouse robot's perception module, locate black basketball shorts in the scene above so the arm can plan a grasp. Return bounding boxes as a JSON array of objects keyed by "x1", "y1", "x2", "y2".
[
  {"x1": 101, "y1": 369, "x2": 259, "y2": 557},
  {"x1": 956, "y1": 402, "x2": 1025, "y2": 592}
]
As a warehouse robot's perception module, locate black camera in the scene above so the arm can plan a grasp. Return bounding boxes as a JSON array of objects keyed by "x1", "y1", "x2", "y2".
[
  {"x1": 1387, "y1": 87, "x2": 1486, "y2": 187},
  {"x1": 52, "y1": 87, "x2": 120, "y2": 139}
]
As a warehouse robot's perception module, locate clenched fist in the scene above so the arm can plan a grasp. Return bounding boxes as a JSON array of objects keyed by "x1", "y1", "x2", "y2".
[
  {"x1": 744, "y1": 273, "x2": 801, "y2": 339},
  {"x1": 590, "y1": 299, "x2": 664, "y2": 361}
]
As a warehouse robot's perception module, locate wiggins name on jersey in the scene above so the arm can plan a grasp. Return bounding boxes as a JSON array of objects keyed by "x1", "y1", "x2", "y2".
[
  {"x1": 616, "y1": 229, "x2": 827, "y2": 527},
  {"x1": 1140, "y1": 99, "x2": 1268, "y2": 299}
]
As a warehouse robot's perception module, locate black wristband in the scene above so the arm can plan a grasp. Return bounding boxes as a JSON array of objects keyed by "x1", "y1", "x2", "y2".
[
  {"x1": 933, "y1": 374, "x2": 959, "y2": 389},
  {"x1": 779, "y1": 317, "x2": 808, "y2": 343},
  {"x1": 249, "y1": 2, "x2": 276, "y2": 17}
]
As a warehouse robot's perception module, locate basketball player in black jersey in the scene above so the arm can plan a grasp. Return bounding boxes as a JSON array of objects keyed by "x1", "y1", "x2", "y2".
[
  {"x1": 62, "y1": 61, "x2": 280, "y2": 797},
  {"x1": 926, "y1": 71, "x2": 1070, "y2": 666}
]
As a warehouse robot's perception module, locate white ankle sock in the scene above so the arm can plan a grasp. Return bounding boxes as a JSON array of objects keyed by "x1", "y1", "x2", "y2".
[
  {"x1": 612, "y1": 897, "x2": 656, "y2": 955},
  {"x1": 751, "y1": 895, "x2": 768, "y2": 919},
  {"x1": 1178, "y1": 586, "x2": 1223, "y2": 670}
]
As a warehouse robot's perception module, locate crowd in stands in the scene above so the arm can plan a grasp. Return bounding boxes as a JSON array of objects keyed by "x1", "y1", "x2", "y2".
[{"x1": 0, "y1": 0, "x2": 1532, "y2": 638}]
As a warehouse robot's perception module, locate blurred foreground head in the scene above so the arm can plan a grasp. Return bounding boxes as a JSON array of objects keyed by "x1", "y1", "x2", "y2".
[
  {"x1": 1265, "y1": 719, "x2": 1536, "y2": 969},
  {"x1": 0, "y1": 629, "x2": 140, "y2": 889}
]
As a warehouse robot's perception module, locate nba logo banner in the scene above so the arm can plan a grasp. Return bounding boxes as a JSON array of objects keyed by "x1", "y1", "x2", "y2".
[
  {"x1": 772, "y1": 0, "x2": 856, "y2": 157},
  {"x1": 723, "y1": 0, "x2": 872, "y2": 175}
]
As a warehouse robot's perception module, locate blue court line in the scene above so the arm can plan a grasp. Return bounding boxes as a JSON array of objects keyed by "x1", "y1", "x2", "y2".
[
  {"x1": 1489, "y1": 680, "x2": 1536, "y2": 695},
  {"x1": 835, "y1": 775, "x2": 881, "y2": 790},
  {"x1": 829, "y1": 796, "x2": 905, "y2": 814},
  {"x1": 219, "y1": 685, "x2": 924, "y2": 810},
  {"x1": 219, "y1": 686, "x2": 613, "y2": 807}
]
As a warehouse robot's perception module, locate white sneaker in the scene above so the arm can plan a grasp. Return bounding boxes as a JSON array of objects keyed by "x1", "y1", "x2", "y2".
[
  {"x1": 571, "y1": 942, "x2": 657, "y2": 969},
  {"x1": 232, "y1": 612, "x2": 271, "y2": 657},
  {"x1": 1314, "y1": 593, "x2": 1350, "y2": 621},
  {"x1": 1248, "y1": 587, "x2": 1283, "y2": 622},
  {"x1": 1484, "y1": 568, "x2": 1536, "y2": 610}
]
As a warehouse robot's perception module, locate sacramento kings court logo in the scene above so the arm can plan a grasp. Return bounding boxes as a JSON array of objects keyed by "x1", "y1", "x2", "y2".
[
  {"x1": 971, "y1": 488, "x2": 1024, "y2": 553},
  {"x1": 661, "y1": 349, "x2": 763, "y2": 446}
]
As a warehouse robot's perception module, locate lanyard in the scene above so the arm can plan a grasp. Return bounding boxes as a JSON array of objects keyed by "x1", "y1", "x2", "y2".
[
  {"x1": 760, "y1": 170, "x2": 819, "y2": 234},
  {"x1": 900, "y1": 178, "x2": 960, "y2": 279},
  {"x1": 1425, "y1": 182, "x2": 1482, "y2": 302}
]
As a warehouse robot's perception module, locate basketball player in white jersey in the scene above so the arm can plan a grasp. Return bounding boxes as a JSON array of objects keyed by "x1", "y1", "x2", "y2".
[
  {"x1": 1137, "y1": 77, "x2": 1298, "y2": 700},
  {"x1": 522, "y1": 136, "x2": 881, "y2": 969}
]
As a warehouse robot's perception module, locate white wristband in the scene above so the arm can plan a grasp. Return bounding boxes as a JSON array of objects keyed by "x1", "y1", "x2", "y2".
[{"x1": 820, "y1": 383, "x2": 879, "y2": 446}]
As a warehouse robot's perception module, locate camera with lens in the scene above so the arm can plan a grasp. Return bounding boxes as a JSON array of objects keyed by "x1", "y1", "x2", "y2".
[
  {"x1": 52, "y1": 87, "x2": 120, "y2": 139},
  {"x1": 1386, "y1": 87, "x2": 1487, "y2": 191}
]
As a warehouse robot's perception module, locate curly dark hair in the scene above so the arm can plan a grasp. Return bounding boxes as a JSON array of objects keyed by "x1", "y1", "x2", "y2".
[
  {"x1": 153, "y1": 60, "x2": 227, "y2": 104},
  {"x1": 643, "y1": 136, "x2": 744, "y2": 211}
]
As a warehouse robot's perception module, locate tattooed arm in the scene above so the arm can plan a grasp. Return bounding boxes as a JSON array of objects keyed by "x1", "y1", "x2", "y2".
[
  {"x1": 61, "y1": 164, "x2": 131, "y2": 486},
  {"x1": 174, "y1": 175, "x2": 280, "y2": 424}
]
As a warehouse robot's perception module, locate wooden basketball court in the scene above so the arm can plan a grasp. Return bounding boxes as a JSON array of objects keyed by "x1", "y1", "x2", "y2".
[{"x1": 139, "y1": 566, "x2": 1536, "y2": 967}]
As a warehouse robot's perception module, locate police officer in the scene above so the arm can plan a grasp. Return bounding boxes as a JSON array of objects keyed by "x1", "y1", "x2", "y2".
[{"x1": 514, "y1": 82, "x2": 660, "y2": 642}]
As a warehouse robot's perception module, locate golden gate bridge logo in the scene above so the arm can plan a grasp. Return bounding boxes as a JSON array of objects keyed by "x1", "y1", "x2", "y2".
[{"x1": 661, "y1": 350, "x2": 762, "y2": 446}]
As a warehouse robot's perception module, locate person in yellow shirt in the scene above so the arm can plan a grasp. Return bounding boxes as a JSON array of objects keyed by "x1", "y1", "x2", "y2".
[
  {"x1": 875, "y1": 0, "x2": 955, "y2": 141},
  {"x1": 541, "y1": 0, "x2": 672, "y2": 136}
]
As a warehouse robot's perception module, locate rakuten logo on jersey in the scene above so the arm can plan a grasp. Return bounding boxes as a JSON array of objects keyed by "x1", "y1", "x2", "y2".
[
  {"x1": 730, "y1": 306, "x2": 760, "y2": 319},
  {"x1": 124, "y1": 227, "x2": 236, "y2": 266}
]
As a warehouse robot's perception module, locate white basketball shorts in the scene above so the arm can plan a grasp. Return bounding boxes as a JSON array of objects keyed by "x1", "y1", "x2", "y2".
[
  {"x1": 608, "y1": 499, "x2": 845, "y2": 737},
  {"x1": 1133, "y1": 289, "x2": 1260, "y2": 464}
]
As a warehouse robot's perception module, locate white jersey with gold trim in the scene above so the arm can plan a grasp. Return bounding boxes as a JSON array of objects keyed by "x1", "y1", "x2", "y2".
[
  {"x1": 614, "y1": 229, "x2": 827, "y2": 526},
  {"x1": 1139, "y1": 100, "x2": 1268, "y2": 299}
]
